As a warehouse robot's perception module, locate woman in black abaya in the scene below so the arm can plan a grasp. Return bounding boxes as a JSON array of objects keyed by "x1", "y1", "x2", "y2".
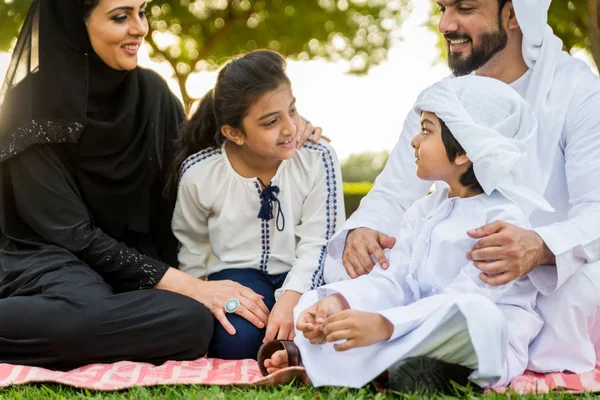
[{"x1": 0, "y1": 0, "x2": 279, "y2": 369}]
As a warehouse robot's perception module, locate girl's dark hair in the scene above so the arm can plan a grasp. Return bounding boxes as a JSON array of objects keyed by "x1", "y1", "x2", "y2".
[
  {"x1": 439, "y1": 119, "x2": 483, "y2": 193},
  {"x1": 82, "y1": 0, "x2": 100, "y2": 20},
  {"x1": 165, "y1": 50, "x2": 291, "y2": 197}
]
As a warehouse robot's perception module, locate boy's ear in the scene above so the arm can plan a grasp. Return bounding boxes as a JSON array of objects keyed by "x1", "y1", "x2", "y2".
[
  {"x1": 454, "y1": 153, "x2": 470, "y2": 167},
  {"x1": 221, "y1": 125, "x2": 244, "y2": 145}
]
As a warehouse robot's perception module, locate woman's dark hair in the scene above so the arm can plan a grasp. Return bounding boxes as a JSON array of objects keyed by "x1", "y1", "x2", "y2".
[
  {"x1": 165, "y1": 50, "x2": 291, "y2": 197},
  {"x1": 439, "y1": 118, "x2": 483, "y2": 193},
  {"x1": 82, "y1": 0, "x2": 100, "y2": 20}
]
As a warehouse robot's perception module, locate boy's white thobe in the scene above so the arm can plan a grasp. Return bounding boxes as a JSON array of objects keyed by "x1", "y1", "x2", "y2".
[{"x1": 295, "y1": 188, "x2": 543, "y2": 388}]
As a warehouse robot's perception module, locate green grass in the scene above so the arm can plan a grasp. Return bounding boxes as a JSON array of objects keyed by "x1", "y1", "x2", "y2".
[{"x1": 0, "y1": 382, "x2": 595, "y2": 399}]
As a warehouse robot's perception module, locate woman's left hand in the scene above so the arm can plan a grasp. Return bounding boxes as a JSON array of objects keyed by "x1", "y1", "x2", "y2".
[
  {"x1": 264, "y1": 290, "x2": 302, "y2": 342},
  {"x1": 297, "y1": 117, "x2": 330, "y2": 149}
]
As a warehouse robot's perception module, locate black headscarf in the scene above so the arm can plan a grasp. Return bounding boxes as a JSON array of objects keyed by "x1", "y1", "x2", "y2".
[{"x1": 0, "y1": 0, "x2": 185, "y2": 263}]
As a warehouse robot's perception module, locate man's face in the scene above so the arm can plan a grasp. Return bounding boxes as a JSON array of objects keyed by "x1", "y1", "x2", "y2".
[{"x1": 437, "y1": 0, "x2": 509, "y2": 76}]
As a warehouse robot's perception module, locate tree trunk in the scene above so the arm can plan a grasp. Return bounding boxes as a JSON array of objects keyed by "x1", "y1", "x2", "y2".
[
  {"x1": 589, "y1": 0, "x2": 600, "y2": 74},
  {"x1": 175, "y1": 72, "x2": 193, "y2": 113}
]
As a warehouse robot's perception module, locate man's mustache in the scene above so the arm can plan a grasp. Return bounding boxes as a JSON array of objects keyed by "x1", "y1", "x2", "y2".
[{"x1": 443, "y1": 32, "x2": 472, "y2": 42}]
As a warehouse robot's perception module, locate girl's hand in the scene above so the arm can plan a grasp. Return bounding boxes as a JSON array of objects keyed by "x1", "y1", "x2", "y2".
[
  {"x1": 156, "y1": 267, "x2": 270, "y2": 335},
  {"x1": 264, "y1": 290, "x2": 302, "y2": 342},
  {"x1": 296, "y1": 293, "x2": 349, "y2": 344},
  {"x1": 297, "y1": 117, "x2": 330, "y2": 148},
  {"x1": 321, "y1": 310, "x2": 393, "y2": 351}
]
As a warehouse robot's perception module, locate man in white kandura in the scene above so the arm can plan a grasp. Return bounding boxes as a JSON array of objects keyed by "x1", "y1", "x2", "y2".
[
  {"x1": 328, "y1": 0, "x2": 600, "y2": 375},
  {"x1": 264, "y1": 0, "x2": 600, "y2": 382}
]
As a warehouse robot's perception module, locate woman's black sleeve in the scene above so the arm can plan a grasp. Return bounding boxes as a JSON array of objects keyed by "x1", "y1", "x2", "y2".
[{"x1": 8, "y1": 144, "x2": 171, "y2": 291}]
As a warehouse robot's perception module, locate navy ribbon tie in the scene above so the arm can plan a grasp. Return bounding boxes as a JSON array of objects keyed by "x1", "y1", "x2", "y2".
[{"x1": 257, "y1": 179, "x2": 285, "y2": 232}]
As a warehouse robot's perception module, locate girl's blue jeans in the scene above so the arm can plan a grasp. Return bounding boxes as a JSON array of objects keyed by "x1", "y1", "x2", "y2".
[{"x1": 207, "y1": 268, "x2": 288, "y2": 360}]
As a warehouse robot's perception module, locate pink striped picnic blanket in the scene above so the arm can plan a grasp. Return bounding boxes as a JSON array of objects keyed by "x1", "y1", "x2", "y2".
[{"x1": 1, "y1": 358, "x2": 599, "y2": 394}]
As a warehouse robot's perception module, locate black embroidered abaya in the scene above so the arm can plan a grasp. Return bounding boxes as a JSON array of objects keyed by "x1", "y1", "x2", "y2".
[{"x1": 0, "y1": 0, "x2": 213, "y2": 369}]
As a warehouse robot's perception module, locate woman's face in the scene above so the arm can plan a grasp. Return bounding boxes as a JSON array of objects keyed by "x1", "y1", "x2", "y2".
[{"x1": 85, "y1": 0, "x2": 148, "y2": 71}]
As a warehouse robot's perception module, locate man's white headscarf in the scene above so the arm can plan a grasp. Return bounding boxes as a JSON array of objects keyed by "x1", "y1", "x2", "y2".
[
  {"x1": 511, "y1": 0, "x2": 591, "y2": 194},
  {"x1": 415, "y1": 75, "x2": 553, "y2": 216}
]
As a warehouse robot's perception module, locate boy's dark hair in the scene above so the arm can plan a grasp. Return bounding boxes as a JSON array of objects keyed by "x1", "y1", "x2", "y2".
[
  {"x1": 439, "y1": 119, "x2": 483, "y2": 193},
  {"x1": 165, "y1": 50, "x2": 291, "y2": 197}
]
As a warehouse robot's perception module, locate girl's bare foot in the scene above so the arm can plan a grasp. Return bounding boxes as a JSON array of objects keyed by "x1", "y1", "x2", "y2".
[{"x1": 263, "y1": 349, "x2": 289, "y2": 374}]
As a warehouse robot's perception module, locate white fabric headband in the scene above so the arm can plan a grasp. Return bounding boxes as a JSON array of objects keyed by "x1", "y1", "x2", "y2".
[
  {"x1": 414, "y1": 75, "x2": 553, "y2": 215},
  {"x1": 512, "y1": 0, "x2": 552, "y2": 68}
]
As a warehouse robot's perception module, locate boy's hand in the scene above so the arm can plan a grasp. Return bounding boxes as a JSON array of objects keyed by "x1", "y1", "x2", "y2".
[
  {"x1": 296, "y1": 293, "x2": 350, "y2": 344},
  {"x1": 264, "y1": 291, "x2": 302, "y2": 342},
  {"x1": 321, "y1": 310, "x2": 394, "y2": 351}
]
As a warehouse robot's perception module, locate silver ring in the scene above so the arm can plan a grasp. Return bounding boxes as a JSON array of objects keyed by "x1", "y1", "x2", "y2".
[{"x1": 224, "y1": 298, "x2": 240, "y2": 314}]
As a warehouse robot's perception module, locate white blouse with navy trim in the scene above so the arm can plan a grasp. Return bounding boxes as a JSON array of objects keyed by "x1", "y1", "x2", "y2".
[{"x1": 172, "y1": 139, "x2": 345, "y2": 299}]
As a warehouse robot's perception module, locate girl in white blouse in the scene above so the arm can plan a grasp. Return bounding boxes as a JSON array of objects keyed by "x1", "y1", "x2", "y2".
[{"x1": 168, "y1": 50, "x2": 345, "y2": 360}]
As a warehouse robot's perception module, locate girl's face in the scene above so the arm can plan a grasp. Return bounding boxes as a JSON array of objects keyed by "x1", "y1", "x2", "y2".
[
  {"x1": 85, "y1": 0, "x2": 148, "y2": 71},
  {"x1": 235, "y1": 84, "x2": 301, "y2": 163},
  {"x1": 411, "y1": 111, "x2": 456, "y2": 182}
]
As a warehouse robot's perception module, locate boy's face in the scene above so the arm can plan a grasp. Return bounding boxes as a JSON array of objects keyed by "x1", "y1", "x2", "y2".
[{"x1": 412, "y1": 111, "x2": 461, "y2": 182}]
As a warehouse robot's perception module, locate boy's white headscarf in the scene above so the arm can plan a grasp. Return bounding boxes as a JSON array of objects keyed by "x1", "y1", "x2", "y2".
[
  {"x1": 511, "y1": 0, "x2": 591, "y2": 194},
  {"x1": 415, "y1": 75, "x2": 553, "y2": 216}
]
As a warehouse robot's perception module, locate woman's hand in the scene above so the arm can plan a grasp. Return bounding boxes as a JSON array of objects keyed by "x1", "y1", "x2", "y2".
[
  {"x1": 156, "y1": 267, "x2": 270, "y2": 335},
  {"x1": 296, "y1": 117, "x2": 330, "y2": 148},
  {"x1": 263, "y1": 290, "x2": 302, "y2": 342}
]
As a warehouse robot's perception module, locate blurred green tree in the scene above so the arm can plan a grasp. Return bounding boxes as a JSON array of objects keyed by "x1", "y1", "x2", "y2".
[
  {"x1": 427, "y1": 0, "x2": 600, "y2": 73},
  {"x1": 0, "y1": 0, "x2": 410, "y2": 108},
  {"x1": 340, "y1": 150, "x2": 389, "y2": 183}
]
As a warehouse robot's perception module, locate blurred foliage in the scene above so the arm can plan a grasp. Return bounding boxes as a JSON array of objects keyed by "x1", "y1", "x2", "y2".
[
  {"x1": 340, "y1": 150, "x2": 388, "y2": 183},
  {"x1": 342, "y1": 181, "x2": 372, "y2": 217},
  {"x1": 0, "y1": 1, "x2": 30, "y2": 51},
  {"x1": 342, "y1": 180, "x2": 374, "y2": 194},
  {"x1": 0, "y1": 0, "x2": 411, "y2": 107},
  {"x1": 427, "y1": 0, "x2": 600, "y2": 73}
]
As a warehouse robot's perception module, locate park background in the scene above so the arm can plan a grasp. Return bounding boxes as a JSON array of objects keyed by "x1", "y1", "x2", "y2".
[{"x1": 0, "y1": 0, "x2": 598, "y2": 217}]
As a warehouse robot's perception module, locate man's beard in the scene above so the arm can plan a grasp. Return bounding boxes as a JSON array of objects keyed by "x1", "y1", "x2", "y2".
[{"x1": 445, "y1": 22, "x2": 508, "y2": 76}]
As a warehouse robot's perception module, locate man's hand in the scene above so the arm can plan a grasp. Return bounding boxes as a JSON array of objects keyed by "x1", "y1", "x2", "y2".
[
  {"x1": 467, "y1": 220, "x2": 555, "y2": 286},
  {"x1": 263, "y1": 291, "x2": 302, "y2": 342},
  {"x1": 321, "y1": 310, "x2": 393, "y2": 351},
  {"x1": 296, "y1": 293, "x2": 349, "y2": 344},
  {"x1": 342, "y1": 228, "x2": 396, "y2": 278}
]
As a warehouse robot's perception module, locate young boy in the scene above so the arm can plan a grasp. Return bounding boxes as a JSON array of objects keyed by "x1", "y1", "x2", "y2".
[{"x1": 260, "y1": 76, "x2": 553, "y2": 392}]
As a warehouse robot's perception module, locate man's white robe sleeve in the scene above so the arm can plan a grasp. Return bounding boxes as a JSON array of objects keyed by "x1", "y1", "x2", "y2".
[
  {"x1": 326, "y1": 109, "x2": 431, "y2": 261},
  {"x1": 531, "y1": 82, "x2": 600, "y2": 294}
]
